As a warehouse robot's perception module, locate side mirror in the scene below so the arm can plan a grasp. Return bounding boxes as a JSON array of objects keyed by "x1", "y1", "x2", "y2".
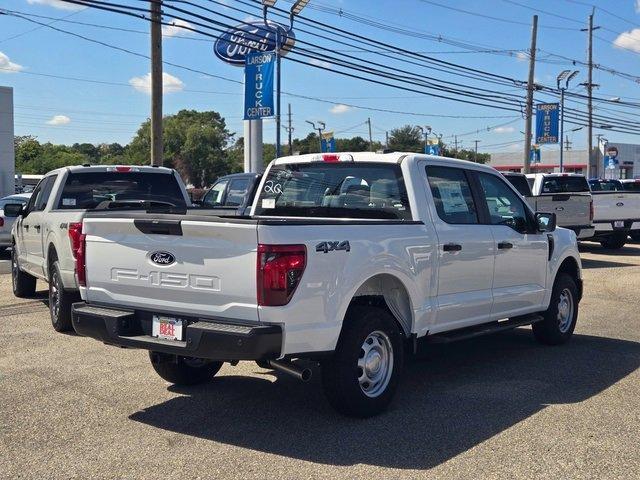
[
  {"x1": 3, "y1": 203, "x2": 24, "y2": 218},
  {"x1": 536, "y1": 212, "x2": 556, "y2": 233}
]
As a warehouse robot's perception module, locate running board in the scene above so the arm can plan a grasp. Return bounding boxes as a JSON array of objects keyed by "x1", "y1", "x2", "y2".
[{"x1": 426, "y1": 314, "x2": 544, "y2": 344}]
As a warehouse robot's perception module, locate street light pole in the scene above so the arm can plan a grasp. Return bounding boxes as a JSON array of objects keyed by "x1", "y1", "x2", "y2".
[
  {"x1": 306, "y1": 120, "x2": 325, "y2": 152},
  {"x1": 557, "y1": 70, "x2": 579, "y2": 173}
]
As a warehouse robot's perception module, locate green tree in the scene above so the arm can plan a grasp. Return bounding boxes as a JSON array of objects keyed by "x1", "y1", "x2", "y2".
[{"x1": 388, "y1": 125, "x2": 423, "y2": 152}]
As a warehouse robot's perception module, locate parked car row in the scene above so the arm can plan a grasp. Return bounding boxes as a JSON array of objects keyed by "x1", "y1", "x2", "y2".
[{"x1": 4, "y1": 154, "x2": 583, "y2": 417}]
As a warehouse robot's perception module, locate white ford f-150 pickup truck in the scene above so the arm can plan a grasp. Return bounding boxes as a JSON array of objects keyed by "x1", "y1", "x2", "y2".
[
  {"x1": 525, "y1": 173, "x2": 594, "y2": 240},
  {"x1": 3, "y1": 165, "x2": 190, "y2": 332},
  {"x1": 588, "y1": 178, "x2": 640, "y2": 246},
  {"x1": 71, "y1": 153, "x2": 582, "y2": 417}
]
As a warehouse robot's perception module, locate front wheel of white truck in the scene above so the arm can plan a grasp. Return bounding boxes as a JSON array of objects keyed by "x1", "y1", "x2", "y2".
[
  {"x1": 532, "y1": 273, "x2": 579, "y2": 346},
  {"x1": 321, "y1": 305, "x2": 404, "y2": 418},
  {"x1": 149, "y1": 352, "x2": 223, "y2": 385}
]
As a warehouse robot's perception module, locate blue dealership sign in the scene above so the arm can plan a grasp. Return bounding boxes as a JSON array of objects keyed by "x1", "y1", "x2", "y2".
[
  {"x1": 535, "y1": 103, "x2": 560, "y2": 144},
  {"x1": 321, "y1": 137, "x2": 336, "y2": 153},
  {"x1": 425, "y1": 144, "x2": 440, "y2": 155},
  {"x1": 244, "y1": 51, "x2": 275, "y2": 120},
  {"x1": 214, "y1": 21, "x2": 294, "y2": 66}
]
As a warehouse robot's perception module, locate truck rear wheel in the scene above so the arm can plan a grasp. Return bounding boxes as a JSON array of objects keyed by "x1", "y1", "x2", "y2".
[
  {"x1": 11, "y1": 246, "x2": 36, "y2": 298},
  {"x1": 321, "y1": 305, "x2": 404, "y2": 418},
  {"x1": 49, "y1": 260, "x2": 78, "y2": 333},
  {"x1": 532, "y1": 273, "x2": 578, "y2": 345},
  {"x1": 600, "y1": 232, "x2": 627, "y2": 249},
  {"x1": 149, "y1": 352, "x2": 223, "y2": 385}
]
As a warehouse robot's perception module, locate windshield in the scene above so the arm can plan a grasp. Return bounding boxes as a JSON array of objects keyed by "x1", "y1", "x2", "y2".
[
  {"x1": 254, "y1": 162, "x2": 412, "y2": 220},
  {"x1": 589, "y1": 179, "x2": 622, "y2": 191},
  {"x1": 541, "y1": 176, "x2": 590, "y2": 193},
  {"x1": 57, "y1": 171, "x2": 186, "y2": 210}
]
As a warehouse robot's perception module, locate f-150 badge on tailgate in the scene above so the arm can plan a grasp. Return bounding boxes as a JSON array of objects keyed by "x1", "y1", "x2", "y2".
[{"x1": 150, "y1": 251, "x2": 176, "y2": 266}]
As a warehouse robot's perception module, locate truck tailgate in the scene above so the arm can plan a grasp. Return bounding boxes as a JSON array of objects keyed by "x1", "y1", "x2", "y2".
[
  {"x1": 592, "y1": 192, "x2": 640, "y2": 222},
  {"x1": 82, "y1": 215, "x2": 259, "y2": 322},
  {"x1": 533, "y1": 193, "x2": 591, "y2": 227}
]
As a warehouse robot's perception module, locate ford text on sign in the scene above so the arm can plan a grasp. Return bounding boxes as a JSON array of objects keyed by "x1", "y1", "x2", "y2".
[
  {"x1": 535, "y1": 103, "x2": 560, "y2": 144},
  {"x1": 244, "y1": 51, "x2": 275, "y2": 120}
]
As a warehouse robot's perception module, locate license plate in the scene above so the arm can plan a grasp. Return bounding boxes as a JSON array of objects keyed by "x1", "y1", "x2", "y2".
[
  {"x1": 614, "y1": 221, "x2": 625, "y2": 228},
  {"x1": 152, "y1": 315, "x2": 184, "y2": 341}
]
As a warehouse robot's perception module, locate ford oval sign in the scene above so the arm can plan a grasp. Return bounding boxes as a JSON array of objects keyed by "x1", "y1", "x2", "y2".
[
  {"x1": 214, "y1": 20, "x2": 295, "y2": 66},
  {"x1": 150, "y1": 251, "x2": 176, "y2": 266}
]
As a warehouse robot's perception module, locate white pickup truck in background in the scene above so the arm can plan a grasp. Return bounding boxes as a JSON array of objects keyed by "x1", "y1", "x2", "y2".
[
  {"x1": 588, "y1": 179, "x2": 640, "y2": 248},
  {"x1": 71, "y1": 153, "x2": 583, "y2": 417},
  {"x1": 524, "y1": 173, "x2": 594, "y2": 241},
  {"x1": 3, "y1": 165, "x2": 190, "y2": 332}
]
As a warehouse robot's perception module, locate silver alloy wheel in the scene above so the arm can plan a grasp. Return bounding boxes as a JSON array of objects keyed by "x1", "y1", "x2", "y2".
[
  {"x1": 357, "y1": 330, "x2": 394, "y2": 398},
  {"x1": 557, "y1": 288, "x2": 574, "y2": 333},
  {"x1": 50, "y1": 270, "x2": 60, "y2": 321}
]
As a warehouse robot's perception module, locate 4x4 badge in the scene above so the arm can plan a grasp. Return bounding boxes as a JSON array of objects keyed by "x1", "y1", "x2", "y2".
[{"x1": 315, "y1": 241, "x2": 350, "y2": 254}]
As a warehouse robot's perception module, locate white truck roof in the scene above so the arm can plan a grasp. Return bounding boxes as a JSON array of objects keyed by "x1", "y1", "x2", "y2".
[{"x1": 46, "y1": 165, "x2": 175, "y2": 175}]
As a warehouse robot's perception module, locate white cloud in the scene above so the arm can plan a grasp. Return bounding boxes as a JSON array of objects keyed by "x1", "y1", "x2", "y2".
[
  {"x1": 330, "y1": 104, "x2": 351, "y2": 114},
  {"x1": 515, "y1": 51, "x2": 528, "y2": 62},
  {"x1": 310, "y1": 58, "x2": 332, "y2": 69},
  {"x1": 493, "y1": 126, "x2": 515, "y2": 134},
  {"x1": 613, "y1": 28, "x2": 640, "y2": 53},
  {"x1": 128, "y1": 72, "x2": 184, "y2": 94},
  {"x1": 46, "y1": 115, "x2": 71, "y2": 125},
  {"x1": 0, "y1": 51, "x2": 24, "y2": 73},
  {"x1": 162, "y1": 19, "x2": 193, "y2": 38},
  {"x1": 26, "y1": 0, "x2": 84, "y2": 11},
  {"x1": 636, "y1": 0, "x2": 640, "y2": 12}
]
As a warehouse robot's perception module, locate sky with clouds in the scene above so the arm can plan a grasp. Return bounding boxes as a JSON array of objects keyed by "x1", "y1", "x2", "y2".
[{"x1": 1, "y1": 0, "x2": 640, "y2": 155}]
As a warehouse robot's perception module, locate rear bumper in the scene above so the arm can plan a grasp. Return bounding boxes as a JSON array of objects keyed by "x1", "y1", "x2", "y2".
[
  {"x1": 563, "y1": 225, "x2": 595, "y2": 239},
  {"x1": 593, "y1": 219, "x2": 640, "y2": 233},
  {"x1": 72, "y1": 302, "x2": 282, "y2": 361}
]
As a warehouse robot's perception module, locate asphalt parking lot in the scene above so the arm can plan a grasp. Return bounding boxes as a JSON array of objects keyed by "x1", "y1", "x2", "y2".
[{"x1": 0, "y1": 245, "x2": 639, "y2": 479}]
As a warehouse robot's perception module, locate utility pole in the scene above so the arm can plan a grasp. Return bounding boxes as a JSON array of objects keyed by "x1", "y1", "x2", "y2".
[
  {"x1": 306, "y1": 120, "x2": 325, "y2": 152},
  {"x1": 523, "y1": 15, "x2": 538, "y2": 174},
  {"x1": 367, "y1": 117, "x2": 373, "y2": 151},
  {"x1": 150, "y1": 0, "x2": 163, "y2": 166},
  {"x1": 454, "y1": 135, "x2": 459, "y2": 153},
  {"x1": 286, "y1": 103, "x2": 293, "y2": 155},
  {"x1": 582, "y1": 9, "x2": 599, "y2": 179},
  {"x1": 474, "y1": 140, "x2": 481, "y2": 162},
  {"x1": 565, "y1": 135, "x2": 572, "y2": 151},
  {"x1": 385, "y1": 131, "x2": 389, "y2": 149}
]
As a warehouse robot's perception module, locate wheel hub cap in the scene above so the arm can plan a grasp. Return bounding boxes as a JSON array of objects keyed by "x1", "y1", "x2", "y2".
[
  {"x1": 357, "y1": 330, "x2": 394, "y2": 398},
  {"x1": 557, "y1": 288, "x2": 574, "y2": 333}
]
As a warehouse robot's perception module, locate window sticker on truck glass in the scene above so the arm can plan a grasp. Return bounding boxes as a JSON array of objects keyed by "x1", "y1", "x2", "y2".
[
  {"x1": 62, "y1": 198, "x2": 76, "y2": 207},
  {"x1": 438, "y1": 182, "x2": 470, "y2": 214}
]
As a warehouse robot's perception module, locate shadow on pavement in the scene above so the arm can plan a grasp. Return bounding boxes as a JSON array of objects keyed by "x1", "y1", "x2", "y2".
[
  {"x1": 130, "y1": 330, "x2": 640, "y2": 469},
  {"x1": 581, "y1": 258, "x2": 637, "y2": 269}
]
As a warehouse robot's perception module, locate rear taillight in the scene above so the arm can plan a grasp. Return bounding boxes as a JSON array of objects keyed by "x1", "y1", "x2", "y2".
[
  {"x1": 257, "y1": 244, "x2": 306, "y2": 306},
  {"x1": 68, "y1": 222, "x2": 82, "y2": 258},
  {"x1": 76, "y1": 233, "x2": 87, "y2": 287},
  {"x1": 589, "y1": 200, "x2": 594, "y2": 222}
]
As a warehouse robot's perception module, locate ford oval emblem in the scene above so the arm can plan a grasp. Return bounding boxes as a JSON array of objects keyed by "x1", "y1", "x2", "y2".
[
  {"x1": 616, "y1": 202, "x2": 624, "y2": 206},
  {"x1": 214, "y1": 20, "x2": 295, "y2": 66},
  {"x1": 150, "y1": 251, "x2": 176, "y2": 266}
]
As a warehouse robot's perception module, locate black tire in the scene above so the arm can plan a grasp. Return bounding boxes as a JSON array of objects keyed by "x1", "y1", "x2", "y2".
[
  {"x1": 321, "y1": 305, "x2": 404, "y2": 418},
  {"x1": 149, "y1": 352, "x2": 223, "y2": 385},
  {"x1": 600, "y1": 232, "x2": 627, "y2": 249},
  {"x1": 532, "y1": 273, "x2": 579, "y2": 346},
  {"x1": 255, "y1": 359, "x2": 272, "y2": 369},
  {"x1": 630, "y1": 232, "x2": 640, "y2": 242},
  {"x1": 11, "y1": 245, "x2": 36, "y2": 298},
  {"x1": 49, "y1": 260, "x2": 78, "y2": 333}
]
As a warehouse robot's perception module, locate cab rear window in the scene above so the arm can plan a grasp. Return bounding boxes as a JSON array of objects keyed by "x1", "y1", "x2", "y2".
[
  {"x1": 541, "y1": 176, "x2": 590, "y2": 193},
  {"x1": 254, "y1": 162, "x2": 412, "y2": 220},
  {"x1": 57, "y1": 171, "x2": 186, "y2": 210}
]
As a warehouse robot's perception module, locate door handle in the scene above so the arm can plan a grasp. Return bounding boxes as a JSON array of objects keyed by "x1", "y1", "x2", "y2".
[
  {"x1": 24, "y1": 225, "x2": 29, "y2": 231},
  {"x1": 443, "y1": 243, "x2": 462, "y2": 252},
  {"x1": 498, "y1": 241, "x2": 514, "y2": 250},
  {"x1": 34, "y1": 225, "x2": 41, "y2": 232}
]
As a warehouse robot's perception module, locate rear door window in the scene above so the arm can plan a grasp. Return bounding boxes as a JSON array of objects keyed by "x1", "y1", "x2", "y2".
[
  {"x1": 254, "y1": 162, "x2": 412, "y2": 220},
  {"x1": 503, "y1": 175, "x2": 532, "y2": 197},
  {"x1": 202, "y1": 180, "x2": 228, "y2": 207},
  {"x1": 57, "y1": 171, "x2": 186, "y2": 210},
  {"x1": 426, "y1": 166, "x2": 478, "y2": 224}
]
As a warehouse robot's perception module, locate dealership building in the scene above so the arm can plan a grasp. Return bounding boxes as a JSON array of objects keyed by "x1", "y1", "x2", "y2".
[{"x1": 488, "y1": 142, "x2": 640, "y2": 179}]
